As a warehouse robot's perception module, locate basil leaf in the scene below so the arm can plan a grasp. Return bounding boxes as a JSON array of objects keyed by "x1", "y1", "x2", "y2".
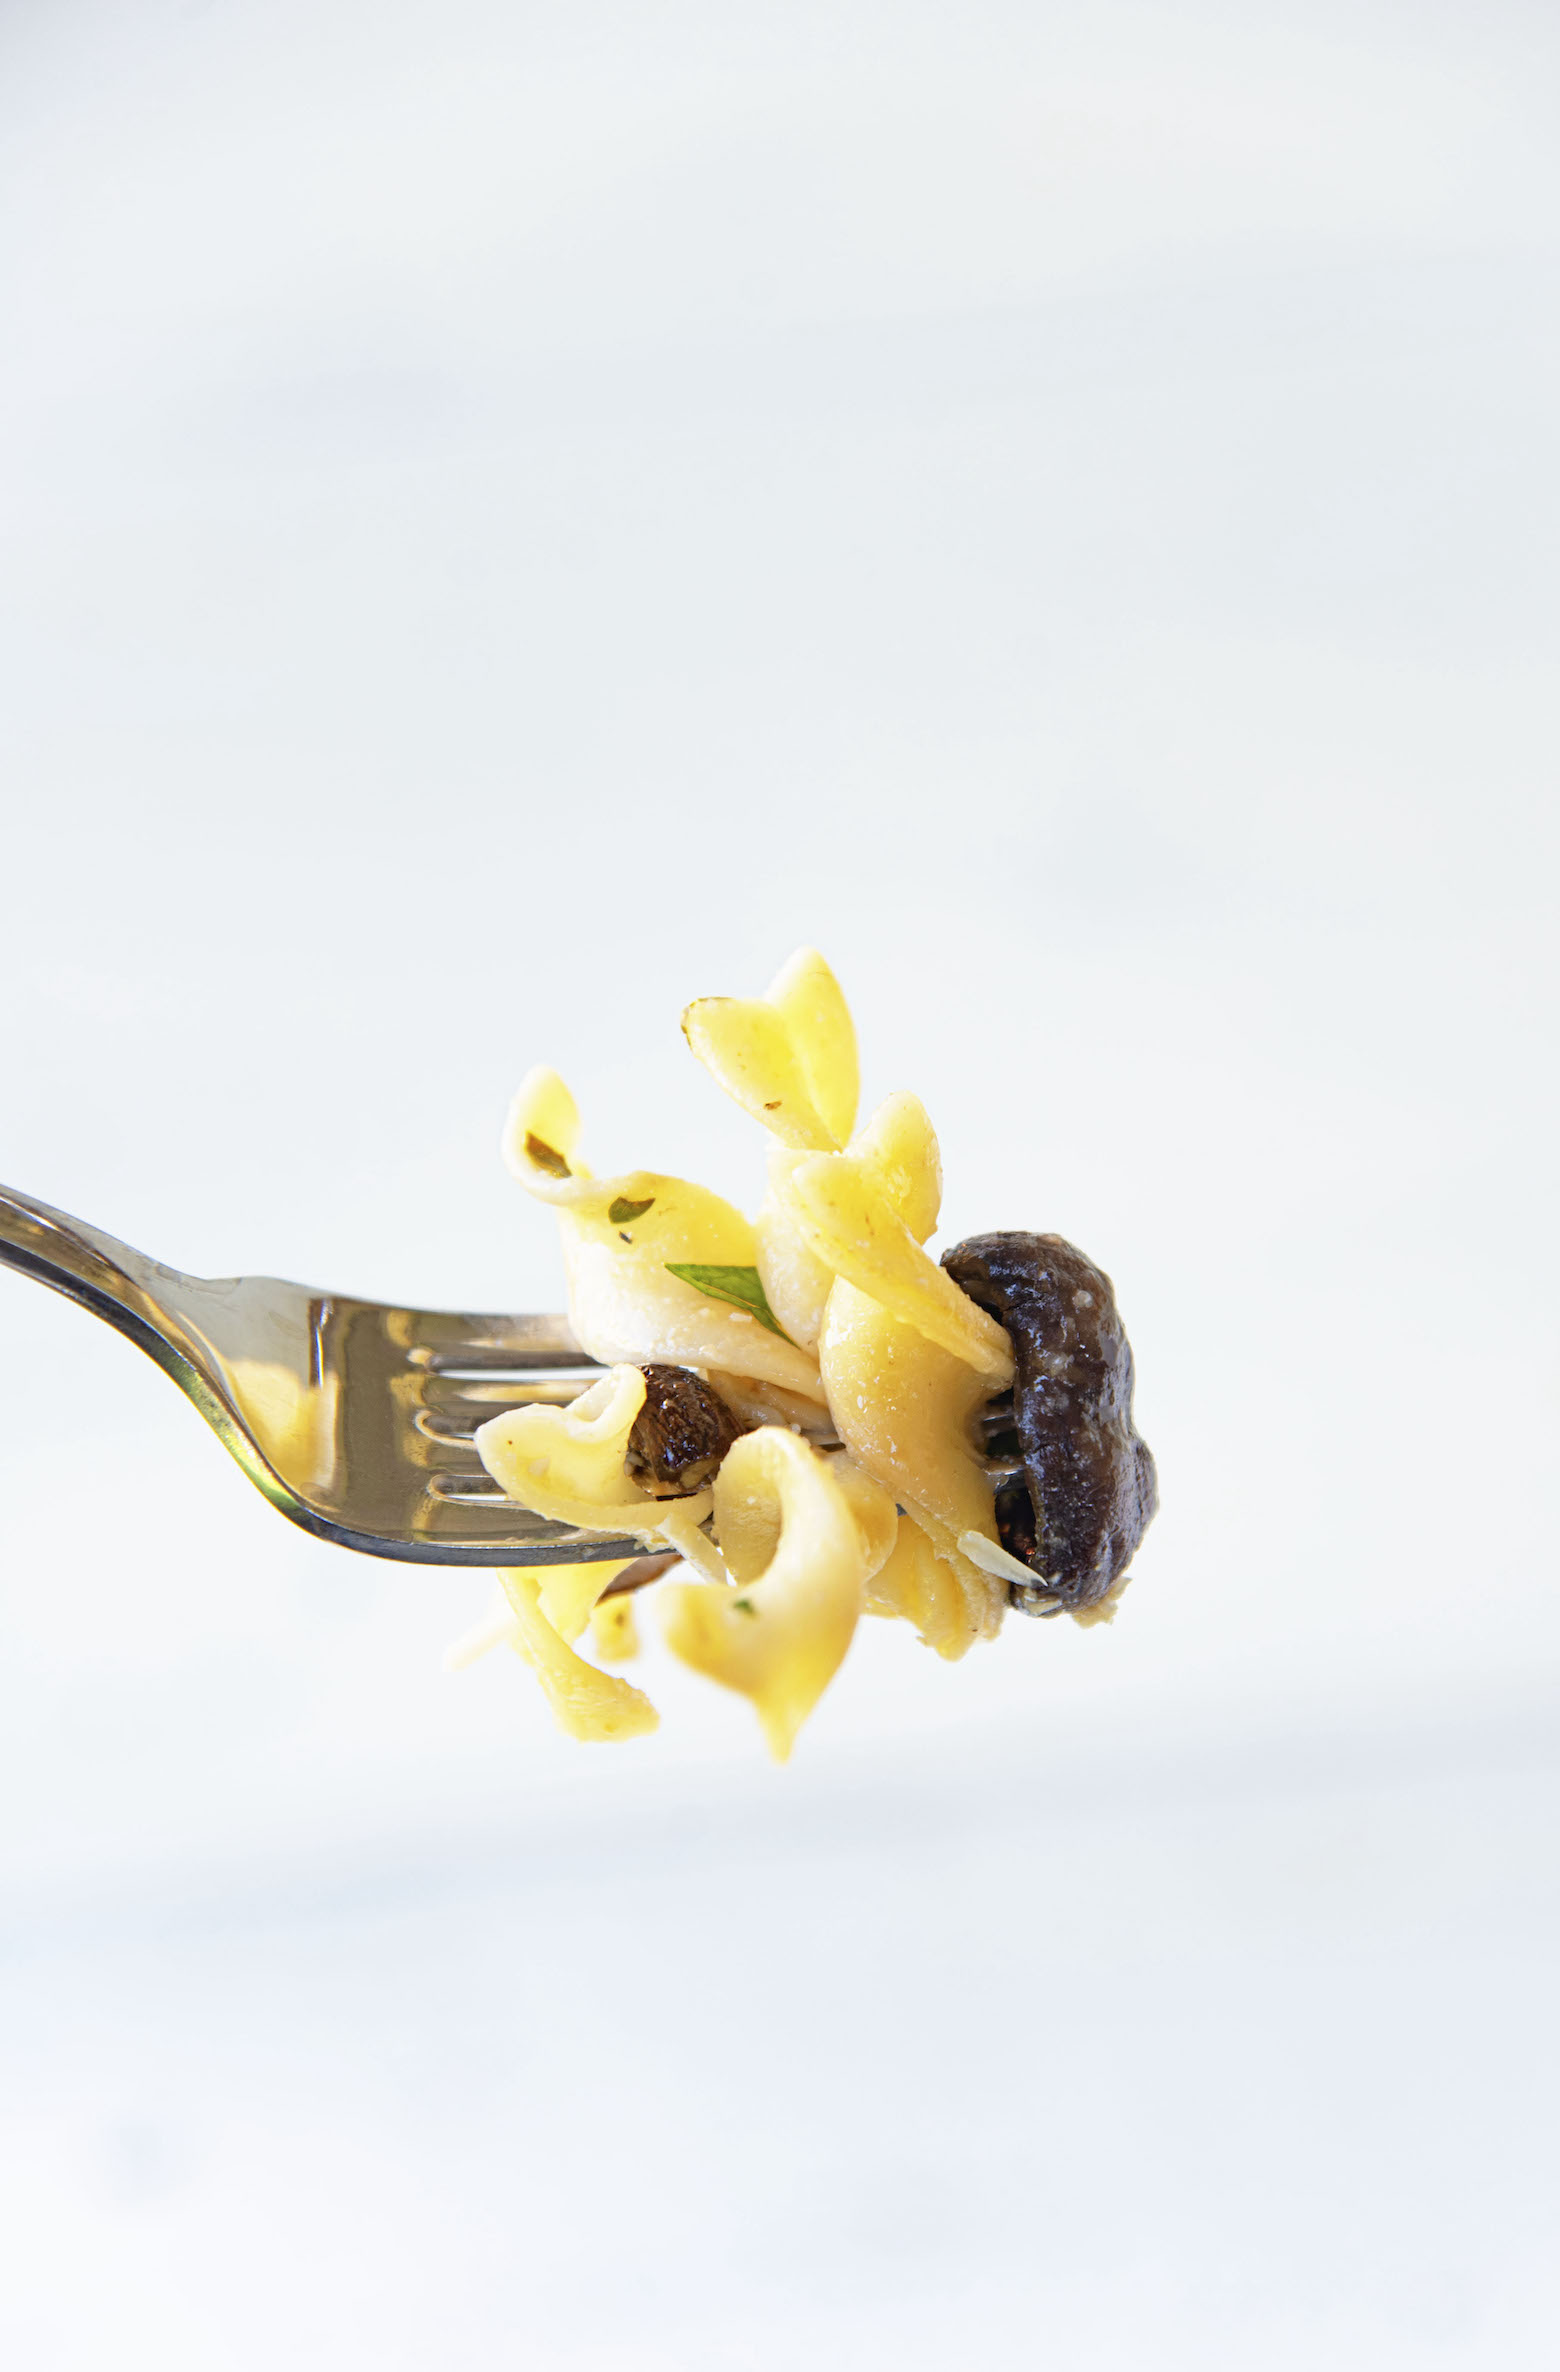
[
  {"x1": 663, "y1": 1262, "x2": 791, "y2": 1340},
  {"x1": 608, "y1": 1195, "x2": 655, "y2": 1226},
  {"x1": 524, "y1": 1132, "x2": 571, "y2": 1179}
]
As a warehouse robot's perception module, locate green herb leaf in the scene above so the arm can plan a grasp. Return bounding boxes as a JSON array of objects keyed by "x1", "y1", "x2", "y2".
[
  {"x1": 732, "y1": 1597, "x2": 757, "y2": 1616},
  {"x1": 663, "y1": 1262, "x2": 791, "y2": 1340},
  {"x1": 524, "y1": 1132, "x2": 571, "y2": 1179},
  {"x1": 608, "y1": 1194, "x2": 655, "y2": 1226}
]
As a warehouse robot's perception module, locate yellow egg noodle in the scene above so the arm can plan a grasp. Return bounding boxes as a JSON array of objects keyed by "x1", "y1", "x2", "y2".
[{"x1": 447, "y1": 949, "x2": 1157, "y2": 1758}]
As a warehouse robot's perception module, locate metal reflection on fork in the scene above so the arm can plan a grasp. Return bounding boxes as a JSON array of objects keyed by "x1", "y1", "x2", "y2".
[{"x1": 0, "y1": 1182, "x2": 640, "y2": 1566}]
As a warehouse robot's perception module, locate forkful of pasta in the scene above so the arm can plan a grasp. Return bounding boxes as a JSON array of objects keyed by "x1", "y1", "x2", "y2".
[{"x1": 0, "y1": 950, "x2": 1155, "y2": 1759}]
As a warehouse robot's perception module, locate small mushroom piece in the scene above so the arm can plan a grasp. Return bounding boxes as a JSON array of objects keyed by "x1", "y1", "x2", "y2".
[
  {"x1": 941, "y1": 1233, "x2": 1157, "y2": 1615},
  {"x1": 624, "y1": 1364, "x2": 747, "y2": 1498}
]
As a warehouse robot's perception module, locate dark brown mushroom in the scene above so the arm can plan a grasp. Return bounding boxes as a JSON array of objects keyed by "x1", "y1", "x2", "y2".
[
  {"x1": 624, "y1": 1364, "x2": 747, "y2": 1498},
  {"x1": 941, "y1": 1232, "x2": 1157, "y2": 1616}
]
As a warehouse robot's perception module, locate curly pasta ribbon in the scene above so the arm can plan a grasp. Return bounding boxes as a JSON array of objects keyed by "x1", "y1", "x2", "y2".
[
  {"x1": 501, "y1": 1068, "x2": 826, "y2": 1402},
  {"x1": 659, "y1": 1430, "x2": 894, "y2": 1761},
  {"x1": 473, "y1": 1364, "x2": 654, "y2": 1535},
  {"x1": 818, "y1": 1280, "x2": 1006, "y2": 1650},
  {"x1": 682, "y1": 947, "x2": 858, "y2": 1152},
  {"x1": 589, "y1": 1594, "x2": 641, "y2": 1661},
  {"x1": 864, "y1": 1514, "x2": 989, "y2": 1661},
  {"x1": 499, "y1": 1570, "x2": 658, "y2": 1743},
  {"x1": 750, "y1": 1090, "x2": 945, "y2": 1356},
  {"x1": 443, "y1": 1557, "x2": 641, "y2": 1669},
  {"x1": 783, "y1": 1149, "x2": 1013, "y2": 1388},
  {"x1": 474, "y1": 1365, "x2": 715, "y2": 1572}
]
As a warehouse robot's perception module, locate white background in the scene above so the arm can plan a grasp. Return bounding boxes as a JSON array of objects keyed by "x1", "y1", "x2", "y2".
[{"x1": 2, "y1": 2, "x2": 1557, "y2": 2364}]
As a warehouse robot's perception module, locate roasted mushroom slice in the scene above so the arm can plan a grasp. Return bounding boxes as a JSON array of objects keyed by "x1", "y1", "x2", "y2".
[
  {"x1": 941, "y1": 1232, "x2": 1157, "y2": 1616},
  {"x1": 624, "y1": 1363, "x2": 747, "y2": 1498}
]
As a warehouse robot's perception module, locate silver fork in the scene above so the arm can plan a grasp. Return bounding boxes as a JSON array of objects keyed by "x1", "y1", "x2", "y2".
[{"x1": 0, "y1": 1183, "x2": 640, "y2": 1566}]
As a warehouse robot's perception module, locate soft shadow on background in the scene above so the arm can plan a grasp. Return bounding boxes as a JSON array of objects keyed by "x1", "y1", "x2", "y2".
[{"x1": 2, "y1": 2, "x2": 1557, "y2": 2365}]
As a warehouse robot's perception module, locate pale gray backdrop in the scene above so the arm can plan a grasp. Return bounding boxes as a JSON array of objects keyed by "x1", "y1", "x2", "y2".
[{"x1": 2, "y1": 2, "x2": 1557, "y2": 2365}]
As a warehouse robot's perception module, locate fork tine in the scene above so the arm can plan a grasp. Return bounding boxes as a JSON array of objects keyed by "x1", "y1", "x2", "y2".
[
  {"x1": 416, "y1": 1374, "x2": 587, "y2": 1425},
  {"x1": 398, "y1": 1309, "x2": 591, "y2": 1369}
]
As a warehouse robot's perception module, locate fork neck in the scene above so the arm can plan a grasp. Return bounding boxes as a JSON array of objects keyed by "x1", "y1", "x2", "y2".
[{"x1": 0, "y1": 1182, "x2": 195, "y2": 1342}]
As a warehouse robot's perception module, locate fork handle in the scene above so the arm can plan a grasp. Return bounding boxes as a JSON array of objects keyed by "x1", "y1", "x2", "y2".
[
  {"x1": 0, "y1": 1182, "x2": 193, "y2": 1353},
  {"x1": 0, "y1": 1182, "x2": 283, "y2": 1505}
]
